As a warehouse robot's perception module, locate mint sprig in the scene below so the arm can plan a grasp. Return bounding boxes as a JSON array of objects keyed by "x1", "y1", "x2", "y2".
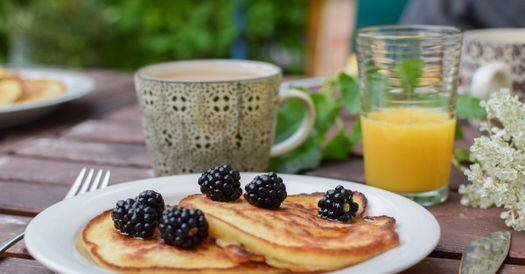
[
  {"x1": 457, "y1": 94, "x2": 486, "y2": 119},
  {"x1": 395, "y1": 59, "x2": 424, "y2": 94},
  {"x1": 269, "y1": 72, "x2": 361, "y2": 173},
  {"x1": 311, "y1": 92, "x2": 341, "y2": 136},
  {"x1": 268, "y1": 136, "x2": 323, "y2": 173},
  {"x1": 339, "y1": 73, "x2": 360, "y2": 114}
]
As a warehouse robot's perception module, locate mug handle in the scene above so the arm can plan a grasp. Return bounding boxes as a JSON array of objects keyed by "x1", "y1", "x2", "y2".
[
  {"x1": 470, "y1": 62, "x2": 511, "y2": 99},
  {"x1": 270, "y1": 88, "x2": 316, "y2": 157}
]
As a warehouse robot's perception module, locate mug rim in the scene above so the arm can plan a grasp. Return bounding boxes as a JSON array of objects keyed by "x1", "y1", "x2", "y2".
[
  {"x1": 463, "y1": 28, "x2": 525, "y2": 44},
  {"x1": 135, "y1": 59, "x2": 282, "y2": 83}
]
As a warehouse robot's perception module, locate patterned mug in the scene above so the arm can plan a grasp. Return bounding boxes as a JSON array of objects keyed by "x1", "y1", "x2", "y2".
[
  {"x1": 135, "y1": 60, "x2": 315, "y2": 175},
  {"x1": 461, "y1": 28, "x2": 525, "y2": 99}
]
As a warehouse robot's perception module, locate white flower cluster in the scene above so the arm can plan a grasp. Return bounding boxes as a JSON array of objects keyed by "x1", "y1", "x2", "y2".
[{"x1": 458, "y1": 89, "x2": 525, "y2": 231}]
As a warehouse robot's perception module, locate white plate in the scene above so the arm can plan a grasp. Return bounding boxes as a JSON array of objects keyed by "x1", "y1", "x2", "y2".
[
  {"x1": 0, "y1": 67, "x2": 94, "y2": 128},
  {"x1": 25, "y1": 174, "x2": 440, "y2": 274}
]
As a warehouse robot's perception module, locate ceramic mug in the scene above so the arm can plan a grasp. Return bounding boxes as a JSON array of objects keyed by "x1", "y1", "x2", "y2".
[
  {"x1": 461, "y1": 28, "x2": 525, "y2": 99},
  {"x1": 135, "y1": 60, "x2": 315, "y2": 175}
]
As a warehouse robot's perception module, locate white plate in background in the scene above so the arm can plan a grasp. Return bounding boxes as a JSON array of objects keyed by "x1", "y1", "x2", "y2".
[{"x1": 0, "y1": 67, "x2": 94, "y2": 129}]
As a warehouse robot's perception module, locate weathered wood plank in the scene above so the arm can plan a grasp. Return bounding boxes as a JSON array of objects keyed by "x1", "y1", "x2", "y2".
[
  {"x1": 401, "y1": 257, "x2": 525, "y2": 274},
  {"x1": 449, "y1": 167, "x2": 469, "y2": 191},
  {"x1": 0, "y1": 181, "x2": 67, "y2": 216},
  {"x1": 0, "y1": 257, "x2": 51, "y2": 274},
  {"x1": 2, "y1": 255, "x2": 524, "y2": 273},
  {"x1": 0, "y1": 126, "x2": 64, "y2": 155},
  {"x1": 0, "y1": 156, "x2": 152, "y2": 186},
  {"x1": 62, "y1": 70, "x2": 136, "y2": 119},
  {"x1": 14, "y1": 138, "x2": 151, "y2": 168},
  {"x1": 430, "y1": 192, "x2": 525, "y2": 261},
  {"x1": 305, "y1": 157, "x2": 366, "y2": 182},
  {"x1": 454, "y1": 121, "x2": 480, "y2": 150},
  {"x1": 0, "y1": 214, "x2": 31, "y2": 258},
  {"x1": 63, "y1": 120, "x2": 144, "y2": 144},
  {"x1": 58, "y1": 70, "x2": 135, "y2": 106},
  {"x1": 105, "y1": 105, "x2": 141, "y2": 122}
]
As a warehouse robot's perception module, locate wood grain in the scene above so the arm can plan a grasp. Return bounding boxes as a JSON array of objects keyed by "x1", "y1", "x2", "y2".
[
  {"x1": 63, "y1": 120, "x2": 144, "y2": 144},
  {"x1": 105, "y1": 105, "x2": 141, "y2": 122},
  {"x1": 430, "y1": 192, "x2": 525, "y2": 262},
  {"x1": 0, "y1": 214, "x2": 31, "y2": 258},
  {"x1": 0, "y1": 156, "x2": 152, "y2": 186},
  {"x1": 306, "y1": 157, "x2": 366, "y2": 182},
  {"x1": 0, "y1": 257, "x2": 52, "y2": 274},
  {"x1": 0, "y1": 181, "x2": 67, "y2": 216},
  {"x1": 72, "y1": 70, "x2": 136, "y2": 118},
  {"x1": 401, "y1": 257, "x2": 525, "y2": 274},
  {"x1": 14, "y1": 138, "x2": 151, "y2": 168}
]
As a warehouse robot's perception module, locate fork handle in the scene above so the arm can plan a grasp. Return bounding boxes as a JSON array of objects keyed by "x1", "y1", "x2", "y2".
[{"x1": 0, "y1": 232, "x2": 24, "y2": 255}]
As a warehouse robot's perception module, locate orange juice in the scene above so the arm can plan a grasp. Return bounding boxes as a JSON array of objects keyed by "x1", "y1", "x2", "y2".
[{"x1": 361, "y1": 107, "x2": 456, "y2": 193}]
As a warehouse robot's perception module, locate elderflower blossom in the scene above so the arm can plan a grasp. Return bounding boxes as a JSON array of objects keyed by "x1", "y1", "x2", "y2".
[{"x1": 459, "y1": 89, "x2": 525, "y2": 231}]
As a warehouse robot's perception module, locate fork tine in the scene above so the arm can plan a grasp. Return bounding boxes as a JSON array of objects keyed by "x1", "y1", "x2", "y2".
[
  {"x1": 65, "y1": 168, "x2": 86, "y2": 199},
  {"x1": 78, "y1": 169, "x2": 95, "y2": 195},
  {"x1": 100, "y1": 171, "x2": 111, "y2": 189},
  {"x1": 89, "y1": 170, "x2": 103, "y2": 191}
]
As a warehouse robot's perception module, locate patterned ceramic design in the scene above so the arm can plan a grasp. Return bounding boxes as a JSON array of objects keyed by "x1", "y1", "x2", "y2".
[
  {"x1": 461, "y1": 29, "x2": 525, "y2": 97},
  {"x1": 135, "y1": 60, "x2": 314, "y2": 175}
]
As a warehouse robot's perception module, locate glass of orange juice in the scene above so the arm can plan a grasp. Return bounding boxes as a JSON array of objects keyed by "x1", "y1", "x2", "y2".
[{"x1": 356, "y1": 25, "x2": 462, "y2": 205}]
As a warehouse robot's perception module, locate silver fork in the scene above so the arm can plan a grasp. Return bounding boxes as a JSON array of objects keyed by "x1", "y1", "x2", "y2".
[{"x1": 0, "y1": 168, "x2": 110, "y2": 256}]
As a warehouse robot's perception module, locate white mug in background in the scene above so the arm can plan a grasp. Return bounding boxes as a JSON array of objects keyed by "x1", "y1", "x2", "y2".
[{"x1": 460, "y1": 28, "x2": 525, "y2": 99}]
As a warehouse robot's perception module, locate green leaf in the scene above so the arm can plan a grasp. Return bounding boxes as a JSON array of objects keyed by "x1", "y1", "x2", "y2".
[
  {"x1": 394, "y1": 59, "x2": 424, "y2": 93},
  {"x1": 456, "y1": 94, "x2": 487, "y2": 119},
  {"x1": 319, "y1": 77, "x2": 336, "y2": 96},
  {"x1": 268, "y1": 136, "x2": 323, "y2": 173},
  {"x1": 273, "y1": 97, "x2": 306, "y2": 143},
  {"x1": 455, "y1": 123, "x2": 464, "y2": 140},
  {"x1": 311, "y1": 92, "x2": 341, "y2": 136},
  {"x1": 323, "y1": 130, "x2": 353, "y2": 160},
  {"x1": 453, "y1": 148, "x2": 472, "y2": 163},
  {"x1": 363, "y1": 68, "x2": 388, "y2": 111},
  {"x1": 338, "y1": 72, "x2": 360, "y2": 114},
  {"x1": 348, "y1": 118, "x2": 362, "y2": 145}
]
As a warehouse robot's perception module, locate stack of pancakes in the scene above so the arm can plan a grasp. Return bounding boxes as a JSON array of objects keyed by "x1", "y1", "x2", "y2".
[
  {"x1": 0, "y1": 68, "x2": 66, "y2": 106},
  {"x1": 82, "y1": 192, "x2": 399, "y2": 273}
]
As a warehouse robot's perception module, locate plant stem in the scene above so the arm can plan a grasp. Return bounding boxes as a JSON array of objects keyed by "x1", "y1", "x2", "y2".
[{"x1": 452, "y1": 156, "x2": 466, "y2": 173}]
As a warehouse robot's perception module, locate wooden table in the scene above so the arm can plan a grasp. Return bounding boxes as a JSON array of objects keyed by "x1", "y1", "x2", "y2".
[{"x1": 0, "y1": 70, "x2": 523, "y2": 273}]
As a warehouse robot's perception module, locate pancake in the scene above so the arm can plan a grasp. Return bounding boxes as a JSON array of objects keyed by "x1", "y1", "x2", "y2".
[
  {"x1": 180, "y1": 193, "x2": 399, "y2": 272},
  {"x1": 19, "y1": 79, "x2": 66, "y2": 102},
  {"x1": 81, "y1": 211, "x2": 284, "y2": 273}
]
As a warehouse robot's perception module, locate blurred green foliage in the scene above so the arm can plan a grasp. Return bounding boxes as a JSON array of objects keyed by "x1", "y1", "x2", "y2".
[{"x1": 0, "y1": 0, "x2": 306, "y2": 71}]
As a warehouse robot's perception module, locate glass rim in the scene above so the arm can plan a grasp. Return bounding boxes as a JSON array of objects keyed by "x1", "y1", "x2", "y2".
[{"x1": 357, "y1": 24, "x2": 461, "y2": 40}]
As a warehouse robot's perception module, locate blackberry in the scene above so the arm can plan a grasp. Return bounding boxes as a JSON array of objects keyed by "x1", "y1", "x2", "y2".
[
  {"x1": 244, "y1": 173, "x2": 287, "y2": 209},
  {"x1": 317, "y1": 185, "x2": 359, "y2": 222},
  {"x1": 136, "y1": 190, "x2": 165, "y2": 216},
  {"x1": 111, "y1": 198, "x2": 158, "y2": 238},
  {"x1": 159, "y1": 206, "x2": 208, "y2": 249},
  {"x1": 198, "y1": 165, "x2": 242, "y2": 202}
]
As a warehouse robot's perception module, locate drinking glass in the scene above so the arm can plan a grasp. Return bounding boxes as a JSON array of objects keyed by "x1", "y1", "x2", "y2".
[{"x1": 356, "y1": 25, "x2": 462, "y2": 205}]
